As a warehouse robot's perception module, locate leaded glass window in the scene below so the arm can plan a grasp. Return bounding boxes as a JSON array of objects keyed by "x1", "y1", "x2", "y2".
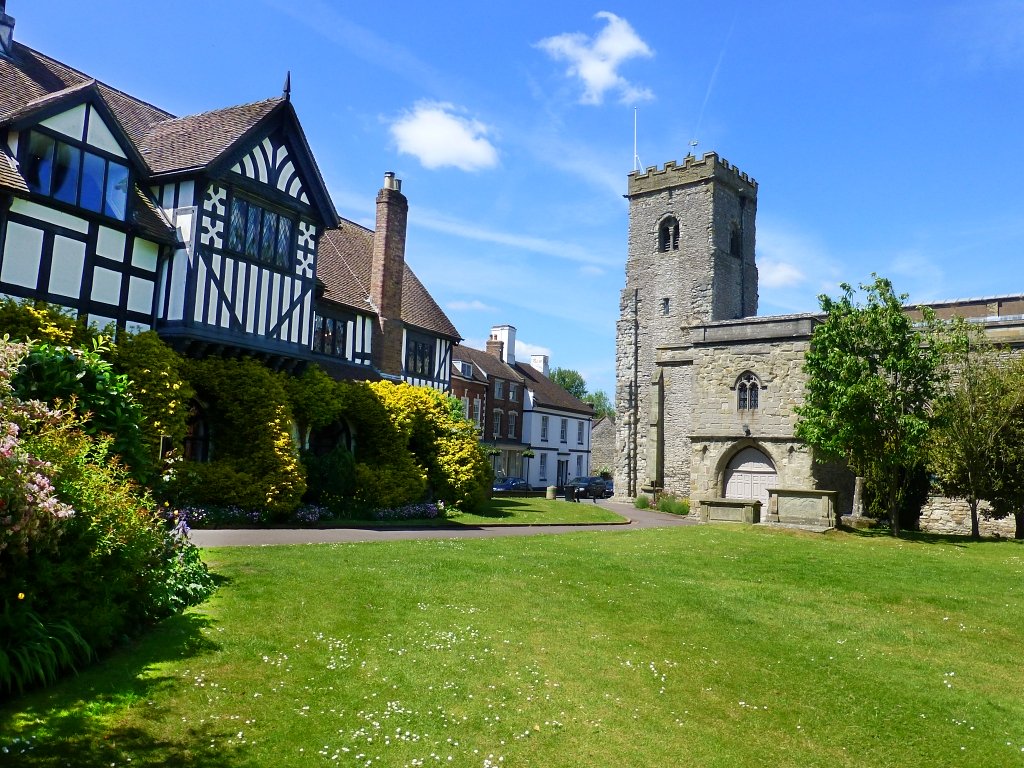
[{"x1": 226, "y1": 194, "x2": 296, "y2": 269}]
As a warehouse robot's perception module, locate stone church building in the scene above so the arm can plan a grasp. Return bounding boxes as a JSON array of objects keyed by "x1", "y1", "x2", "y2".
[{"x1": 614, "y1": 152, "x2": 1024, "y2": 534}]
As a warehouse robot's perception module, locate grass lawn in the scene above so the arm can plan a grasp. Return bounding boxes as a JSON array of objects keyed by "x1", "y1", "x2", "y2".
[
  {"x1": 329, "y1": 496, "x2": 627, "y2": 528},
  {"x1": 2, "y1": 526, "x2": 1023, "y2": 767}
]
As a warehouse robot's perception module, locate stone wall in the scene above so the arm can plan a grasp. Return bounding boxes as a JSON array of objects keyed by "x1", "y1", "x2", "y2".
[
  {"x1": 919, "y1": 496, "x2": 1016, "y2": 537},
  {"x1": 590, "y1": 416, "x2": 616, "y2": 475}
]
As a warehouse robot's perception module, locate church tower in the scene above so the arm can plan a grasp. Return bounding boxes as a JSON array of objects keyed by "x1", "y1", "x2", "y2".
[{"x1": 614, "y1": 152, "x2": 758, "y2": 498}]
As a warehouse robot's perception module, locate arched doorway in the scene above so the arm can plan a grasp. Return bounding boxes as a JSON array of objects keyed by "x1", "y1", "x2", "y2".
[{"x1": 724, "y1": 446, "x2": 777, "y2": 506}]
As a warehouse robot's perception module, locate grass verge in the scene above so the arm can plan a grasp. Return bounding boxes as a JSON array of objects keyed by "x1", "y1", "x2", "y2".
[{"x1": 2, "y1": 526, "x2": 1023, "y2": 767}]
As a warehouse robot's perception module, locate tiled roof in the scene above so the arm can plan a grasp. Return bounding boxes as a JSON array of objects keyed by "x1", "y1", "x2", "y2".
[
  {"x1": 314, "y1": 357, "x2": 383, "y2": 384},
  {"x1": 317, "y1": 219, "x2": 461, "y2": 341},
  {"x1": 139, "y1": 98, "x2": 284, "y2": 175},
  {"x1": 0, "y1": 146, "x2": 27, "y2": 193},
  {"x1": 515, "y1": 362, "x2": 595, "y2": 416},
  {"x1": 453, "y1": 344, "x2": 522, "y2": 382},
  {"x1": 0, "y1": 43, "x2": 173, "y2": 147}
]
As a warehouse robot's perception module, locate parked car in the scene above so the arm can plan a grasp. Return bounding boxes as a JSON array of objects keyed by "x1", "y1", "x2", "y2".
[
  {"x1": 493, "y1": 477, "x2": 530, "y2": 492},
  {"x1": 565, "y1": 476, "x2": 606, "y2": 501},
  {"x1": 603, "y1": 479, "x2": 614, "y2": 498}
]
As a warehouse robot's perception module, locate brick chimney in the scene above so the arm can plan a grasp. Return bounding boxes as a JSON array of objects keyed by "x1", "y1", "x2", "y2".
[
  {"x1": 370, "y1": 172, "x2": 407, "y2": 375},
  {"x1": 485, "y1": 334, "x2": 504, "y2": 360},
  {"x1": 0, "y1": 1, "x2": 15, "y2": 55}
]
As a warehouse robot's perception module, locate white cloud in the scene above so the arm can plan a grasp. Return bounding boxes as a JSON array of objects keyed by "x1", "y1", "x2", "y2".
[
  {"x1": 758, "y1": 259, "x2": 805, "y2": 289},
  {"x1": 516, "y1": 340, "x2": 553, "y2": 359},
  {"x1": 447, "y1": 299, "x2": 496, "y2": 312},
  {"x1": 411, "y1": 207, "x2": 619, "y2": 267},
  {"x1": 580, "y1": 265, "x2": 605, "y2": 276},
  {"x1": 390, "y1": 101, "x2": 499, "y2": 171},
  {"x1": 536, "y1": 11, "x2": 654, "y2": 105}
]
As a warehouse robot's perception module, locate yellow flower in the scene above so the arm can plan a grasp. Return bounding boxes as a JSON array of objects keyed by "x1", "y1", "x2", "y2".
[{"x1": 17, "y1": 592, "x2": 25, "y2": 600}]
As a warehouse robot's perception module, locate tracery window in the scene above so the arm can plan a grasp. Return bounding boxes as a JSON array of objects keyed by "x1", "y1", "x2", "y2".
[
  {"x1": 658, "y1": 216, "x2": 680, "y2": 252},
  {"x1": 736, "y1": 372, "x2": 760, "y2": 410}
]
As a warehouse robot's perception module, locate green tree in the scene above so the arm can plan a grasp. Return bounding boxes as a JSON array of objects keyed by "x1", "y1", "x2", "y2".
[
  {"x1": 550, "y1": 367, "x2": 587, "y2": 400},
  {"x1": 795, "y1": 276, "x2": 944, "y2": 536},
  {"x1": 583, "y1": 390, "x2": 614, "y2": 419},
  {"x1": 928, "y1": 320, "x2": 1024, "y2": 538}
]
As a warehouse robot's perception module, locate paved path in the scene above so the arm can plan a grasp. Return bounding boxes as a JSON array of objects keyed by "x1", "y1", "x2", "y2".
[{"x1": 189, "y1": 500, "x2": 695, "y2": 547}]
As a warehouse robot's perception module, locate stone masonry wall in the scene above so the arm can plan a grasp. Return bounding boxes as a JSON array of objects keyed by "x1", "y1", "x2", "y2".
[
  {"x1": 615, "y1": 154, "x2": 757, "y2": 499},
  {"x1": 919, "y1": 497, "x2": 1016, "y2": 537}
]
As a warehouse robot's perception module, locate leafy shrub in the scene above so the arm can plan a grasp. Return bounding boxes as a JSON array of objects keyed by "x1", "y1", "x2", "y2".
[
  {"x1": 164, "y1": 461, "x2": 268, "y2": 511},
  {"x1": 0, "y1": 339, "x2": 215, "y2": 691},
  {"x1": 633, "y1": 495, "x2": 651, "y2": 509},
  {"x1": 354, "y1": 459, "x2": 427, "y2": 511},
  {"x1": 656, "y1": 494, "x2": 690, "y2": 516},
  {"x1": 368, "y1": 381, "x2": 491, "y2": 512},
  {"x1": 24, "y1": 423, "x2": 214, "y2": 651},
  {"x1": 12, "y1": 340, "x2": 147, "y2": 474},
  {"x1": 300, "y1": 445, "x2": 357, "y2": 512},
  {"x1": 0, "y1": 598, "x2": 91, "y2": 694},
  {"x1": 0, "y1": 297, "x2": 100, "y2": 347},
  {"x1": 110, "y1": 331, "x2": 194, "y2": 480},
  {"x1": 180, "y1": 359, "x2": 305, "y2": 517}
]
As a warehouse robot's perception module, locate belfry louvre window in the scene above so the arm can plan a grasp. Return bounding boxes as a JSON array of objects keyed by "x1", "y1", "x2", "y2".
[
  {"x1": 658, "y1": 217, "x2": 679, "y2": 252},
  {"x1": 23, "y1": 129, "x2": 129, "y2": 220},
  {"x1": 737, "y1": 372, "x2": 760, "y2": 410},
  {"x1": 227, "y1": 195, "x2": 294, "y2": 269}
]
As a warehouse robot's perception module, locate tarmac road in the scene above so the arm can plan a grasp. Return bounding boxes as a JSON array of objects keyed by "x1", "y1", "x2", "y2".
[{"x1": 188, "y1": 499, "x2": 695, "y2": 547}]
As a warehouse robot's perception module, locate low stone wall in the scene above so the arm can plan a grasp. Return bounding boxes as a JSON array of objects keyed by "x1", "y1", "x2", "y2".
[
  {"x1": 698, "y1": 498, "x2": 761, "y2": 524},
  {"x1": 919, "y1": 496, "x2": 1016, "y2": 537}
]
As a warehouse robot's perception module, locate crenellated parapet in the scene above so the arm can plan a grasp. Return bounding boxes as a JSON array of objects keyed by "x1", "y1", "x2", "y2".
[{"x1": 627, "y1": 152, "x2": 757, "y2": 198}]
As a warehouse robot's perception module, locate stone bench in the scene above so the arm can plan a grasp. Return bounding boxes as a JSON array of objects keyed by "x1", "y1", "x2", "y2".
[{"x1": 697, "y1": 498, "x2": 761, "y2": 524}]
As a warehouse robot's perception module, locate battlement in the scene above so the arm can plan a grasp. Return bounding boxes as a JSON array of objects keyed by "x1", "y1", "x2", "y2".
[{"x1": 627, "y1": 151, "x2": 757, "y2": 197}]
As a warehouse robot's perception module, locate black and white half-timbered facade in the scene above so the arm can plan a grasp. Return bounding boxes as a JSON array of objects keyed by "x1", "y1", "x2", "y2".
[{"x1": 0, "y1": 3, "x2": 459, "y2": 389}]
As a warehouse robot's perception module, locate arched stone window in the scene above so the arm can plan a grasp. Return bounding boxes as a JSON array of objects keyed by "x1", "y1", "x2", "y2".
[
  {"x1": 658, "y1": 217, "x2": 679, "y2": 252},
  {"x1": 735, "y1": 372, "x2": 761, "y2": 411}
]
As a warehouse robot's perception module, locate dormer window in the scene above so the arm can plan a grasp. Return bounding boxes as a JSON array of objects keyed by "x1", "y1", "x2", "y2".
[
  {"x1": 22, "y1": 129, "x2": 129, "y2": 221},
  {"x1": 658, "y1": 216, "x2": 679, "y2": 252}
]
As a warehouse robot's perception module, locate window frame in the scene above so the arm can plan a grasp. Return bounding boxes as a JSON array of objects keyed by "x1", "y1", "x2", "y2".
[
  {"x1": 311, "y1": 313, "x2": 349, "y2": 359},
  {"x1": 508, "y1": 411, "x2": 518, "y2": 439},
  {"x1": 736, "y1": 372, "x2": 761, "y2": 411},
  {"x1": 560, "y1": 418, "x2": 568, "y2": 443},
  {"x1": 404, "y1": 332, "x2": 436, "y2": 378},
  {"x1": 226, "y1": 192, "x2": 297, "y2": 270},
  {"x1": 541, "y1": 415, "x2": 549, "y2": 442},
  {"x1": 577, "y1": 421, "x2": 584, "y2": 445},
  {"x1": 492, "y1": 409, "x2": 502, "y2": 438},
  {"x1": 21, "y1": 127, "x2": 131, "y2": 223}
]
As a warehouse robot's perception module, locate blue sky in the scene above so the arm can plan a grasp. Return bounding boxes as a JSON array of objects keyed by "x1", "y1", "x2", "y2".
[{"x1": 13, "y1": 1, "x2": 1024, "y2": 396}]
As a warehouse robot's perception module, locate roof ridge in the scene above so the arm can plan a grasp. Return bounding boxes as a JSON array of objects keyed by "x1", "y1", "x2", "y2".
[
  {"x1": 149, "y1": 96, "x2": 283, "y2": 128},
  {"x1": 15, "y1": 42, "x2": 175, "y2": 121}
]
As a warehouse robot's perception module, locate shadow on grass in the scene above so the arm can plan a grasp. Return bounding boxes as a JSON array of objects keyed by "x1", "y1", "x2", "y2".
[
  {"x1": 839, "y1": 524, "x2": 1022, "y2": 547},
  {"x1": 0, "y1": 607, "x2": 243, "y2": 768}
]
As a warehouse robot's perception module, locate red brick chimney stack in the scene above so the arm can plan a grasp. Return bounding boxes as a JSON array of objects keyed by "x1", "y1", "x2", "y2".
[
  {"x1": 370, "y1": 172, "x2": 407, "y2": 375},
  {"x1": 485, "y1": 335, "x2": 505, "y2": 360}
]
